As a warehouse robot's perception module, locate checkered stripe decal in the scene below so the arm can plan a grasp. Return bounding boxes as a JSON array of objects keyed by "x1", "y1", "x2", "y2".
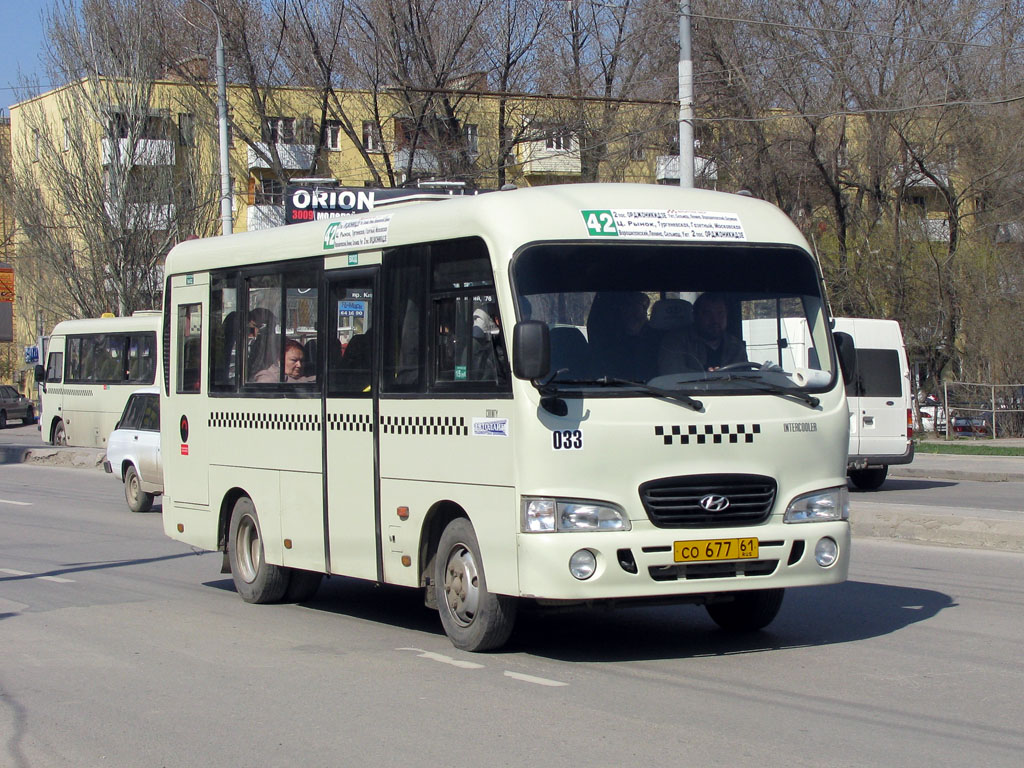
[
  {"x1": 380, "y1": 415, "x2": 468, "y2": 436},
  {"x1": 327, "y1": 413, "x2": 373, "y2": 432},
  {"x1": 46, "y1": 387, "x2": 93, "y2": 396},
  {"x1": 208, "y1": 411, "x2": 322, "y2": 431},
  {"x1": 655, "y1": 423, "x2": 761, "y2": 445}
]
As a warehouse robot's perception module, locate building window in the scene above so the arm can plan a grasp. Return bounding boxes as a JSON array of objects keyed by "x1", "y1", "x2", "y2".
[
  {"x1": 362, "y1": 120, "x2": 383, "y2": 153},
  {"x1": 254, "y1": 177, "x2": 285, "y2": 206},
  {"x1": 178, "y1": 113, "x2": 195, "y2": 146},
  {"x1": 262, "y1": 116, "x2": 295, "y2": 145},
  {"x1": 545, "y1": 126, "x2": 572, "y2": 152},
  {"x1": 325, "y1": 120, "x2": 343, "y2": 151},
  {"x1": 463, "y1": 123, "x2": 478, "y2": 155}
]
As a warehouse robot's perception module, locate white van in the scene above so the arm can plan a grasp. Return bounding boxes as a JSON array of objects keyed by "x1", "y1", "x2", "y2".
[{"x1": 833, "y1": 318, "x2": 914, "y2": 490}]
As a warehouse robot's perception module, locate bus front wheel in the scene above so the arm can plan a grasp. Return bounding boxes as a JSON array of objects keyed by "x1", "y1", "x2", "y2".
[
  {"x1": 706, "y1": 588, "x2": 784, "y2": 632},
  {"x1": 434, "y1": 517, "x2": 516, "y2": 652},
  {"x1": 52, "y1": 420, "x2": 67, "y2": 446},
  {"x1": 228, "y1": 497, "x2": 288, "y2": 604}
]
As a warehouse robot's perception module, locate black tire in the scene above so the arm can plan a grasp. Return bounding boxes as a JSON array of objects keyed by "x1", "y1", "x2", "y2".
[
  {"x1": 849, "y1": 466, "x2": 888, "y2": 491},
  {"x1": 53, "y1": 419, "x2": 67, "y2": 446},
  {"x1": 124, "y1": 465, "x2": 154, "y2": 513},
  {"x1": 283, "y1": 568, "x2": 323, "y2": 603},
  {"x1": 227, "y1": 497, "x2": 288, "y2": 603},
  {"x1": 706, "y1": 588, "x2": 785, "y2": 632},
  {"x1": 0, "y1": 411, "x2": 6, "y2": 429},
  {"x1": 23, "y1": 406, "x2": 35, "y2": 425},
  {"x1": 434, "y1": 517, "x2": 517, "y2": 652}
]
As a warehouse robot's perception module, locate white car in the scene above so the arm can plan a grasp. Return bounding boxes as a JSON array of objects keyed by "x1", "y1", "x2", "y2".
[{"x1": 104, "y1": 387, "x2": 163, "y2": 512}]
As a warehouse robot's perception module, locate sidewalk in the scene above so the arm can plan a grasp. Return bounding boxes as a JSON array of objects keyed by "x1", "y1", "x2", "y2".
[{"x1": 13, "y1": 441, "x2": 1024, "y2": 554}]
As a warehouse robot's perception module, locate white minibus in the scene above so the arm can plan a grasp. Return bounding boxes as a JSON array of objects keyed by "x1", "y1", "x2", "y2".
[
  {"x1": 38, "y1": 312, "x2": 162, "y2": 447},
  {"x1": 832, "y1": 317, "x2": 914, "y2": 490},
  {"x1": 161, "y1": 183, "x2": 854, "y2": 651}
]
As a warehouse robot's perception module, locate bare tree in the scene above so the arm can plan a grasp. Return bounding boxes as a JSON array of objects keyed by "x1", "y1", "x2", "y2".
[{"x1": 10, "y1": 0, "x2": 216, "y2": 320}]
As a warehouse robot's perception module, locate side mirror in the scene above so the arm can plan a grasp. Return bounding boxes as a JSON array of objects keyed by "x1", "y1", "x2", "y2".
[
  {"x1": 34, "y1": 364, "x2": 45, "y2": 384},
  {"x1": 833, "y1": 331, "x2": 856, "y2": 386},
  {"x1": 512, "y1": 321, "x2": 550, "y2": 381}
]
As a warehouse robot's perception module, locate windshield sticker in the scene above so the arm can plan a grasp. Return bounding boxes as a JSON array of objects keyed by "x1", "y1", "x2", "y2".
[
  {"x1": 473, "y1": 418, "x2": 509, "y2": 437},
  {"x1": 323, "y1": 214, "x2": 392, "y2": 250},
  {"x1": 552, "y1": 429, "x2": 583, "y2": 451},
  {"x1": 655, "y1": 423, "x2": 760, "y2": 446},
  {"x1": 581, "y1": 209, "x2": 746, "y2": 241}
]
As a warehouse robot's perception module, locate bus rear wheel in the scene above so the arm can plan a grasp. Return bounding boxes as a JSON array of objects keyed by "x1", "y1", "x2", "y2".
[
  {"x1": 124, "y1": 466, "x2": 154, "y2": 513},
  {"x1": 706, "y1": 588, "x2": 785, "y2": 632},
  {"x1": 228, "y1": 497, "x2": 288, "y2": 603},
  {"x1": 434, "y1": 517, "x2": 516, "y2": 652}
]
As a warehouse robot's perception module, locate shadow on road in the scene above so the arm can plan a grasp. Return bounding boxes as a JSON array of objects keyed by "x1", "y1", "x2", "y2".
[
  {"x1": 203, "y1": 574, "x2": 954, "y2": 661},
  {"x1": 850, "y1": 478, "x2": 958, "y2": 493}
]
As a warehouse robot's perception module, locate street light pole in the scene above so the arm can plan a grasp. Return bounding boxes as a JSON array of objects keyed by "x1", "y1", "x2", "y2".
[
  {"x1": 195, "y1": 0, "x2": 233, "y2": 236},
  {"x1": 678, "y1": 0, "x2": 695, "y2": 188}
]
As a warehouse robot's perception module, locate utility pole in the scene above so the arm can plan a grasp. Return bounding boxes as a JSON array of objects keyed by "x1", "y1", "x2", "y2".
[
  {"x1": 197, "y1": 0, "x2": 233, "y2": 236},
  {"x1": 678, "y1": 0, "x2": 695, "y2": 188}
]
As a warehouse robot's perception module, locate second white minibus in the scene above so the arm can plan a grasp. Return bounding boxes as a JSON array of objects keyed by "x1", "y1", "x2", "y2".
[
  {"x1": 161, "y1": 183, "x2": 854, "y2": 651},
  {"x1": 39, "y1": 312, "x2": 162, "y2": 448}
]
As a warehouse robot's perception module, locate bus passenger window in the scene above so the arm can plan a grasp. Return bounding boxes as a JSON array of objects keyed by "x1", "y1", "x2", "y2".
[
  {"x1": 177, "y1": 303, "x2": 202, "y2": 393},
  {"x1": 46, "y1": 352, "x2": 64, "y2": 383}
]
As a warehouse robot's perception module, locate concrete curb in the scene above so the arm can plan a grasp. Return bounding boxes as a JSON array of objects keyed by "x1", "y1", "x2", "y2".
[
  {"x1": 890, "y1": 466, "x2": 1020, "y2": 483},
  {"x1": 852, "y1": 501, "x2": 1024, "y2": 553},
  {"x1": 22, "y1": 447, "x2": 106, "y2": 469}
]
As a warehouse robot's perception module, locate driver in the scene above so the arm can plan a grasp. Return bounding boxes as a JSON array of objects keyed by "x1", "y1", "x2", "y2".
[{"x1": 659, "y1": 292, "x2": 747, "y2": 373}]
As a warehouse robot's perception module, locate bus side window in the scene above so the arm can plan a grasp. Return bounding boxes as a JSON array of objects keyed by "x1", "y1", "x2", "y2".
[
  {"x1": 177, "y1": 303, "x2": 203, "y2": 393},
  {"x1": 46, "y1": 352, "x2": 63, "y2": 383}
]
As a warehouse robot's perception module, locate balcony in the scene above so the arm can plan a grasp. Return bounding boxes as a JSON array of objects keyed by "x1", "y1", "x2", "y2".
[
  {"x1": 101, "y1": 137, "x2": 175, "y2": 166},
  {"x1": 247, "y1": 204, "x2": 285, "y2": 231},
  {"x1": 518, "y1": 140, "x2": 581, "y2": 176},
  {"x1": 247, "y1": 143, "x2": 316, "y2": 170},
  {"x1": 656, "y1": 155, "x2": 718, "y2": 184},
  {"x1": 393, "y1": 148, "x2": 440, "y2": 174},
  {"x1": 104, "y1": 202, "x2": 176, "y2": 230}
]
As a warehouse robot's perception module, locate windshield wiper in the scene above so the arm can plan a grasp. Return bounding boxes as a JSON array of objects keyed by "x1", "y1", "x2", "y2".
[
  {"x1": 541, "y1": 375, "x2": 703, "y2": 412},
  {"x1": 715, "y1": 374, "x2": 820, "y2": 408}
]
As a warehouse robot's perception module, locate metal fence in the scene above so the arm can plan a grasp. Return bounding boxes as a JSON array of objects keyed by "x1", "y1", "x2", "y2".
[{"x1": 935, "y1": 381, "x2": 1024, "y2": 439}]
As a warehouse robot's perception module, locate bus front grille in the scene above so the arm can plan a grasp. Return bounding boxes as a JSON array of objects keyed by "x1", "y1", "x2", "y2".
[
  {"x1": 648, "y1": 559, "x2": 779, "y2": 581},
  {"x1": 638, "y1": 474, "x2": 777, "y2": 528}
]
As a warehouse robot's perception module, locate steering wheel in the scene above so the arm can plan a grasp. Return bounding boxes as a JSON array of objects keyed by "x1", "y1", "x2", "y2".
[{"x1": 713, "y1": 361, "x2": 762, "y2": 372}]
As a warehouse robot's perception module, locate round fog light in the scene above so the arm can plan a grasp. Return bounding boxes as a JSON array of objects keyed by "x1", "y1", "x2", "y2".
[
  {"x1": 815, "y1": 537, "x2": 839, "y2": 567},
  {"x1": 569, "y1": 549, "x2": 597, "y2": 580}
]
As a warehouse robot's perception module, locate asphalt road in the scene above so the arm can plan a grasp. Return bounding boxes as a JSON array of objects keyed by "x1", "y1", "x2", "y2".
[{"x1": 3, "y1": 462, "x2": 1024, "y2": 767}]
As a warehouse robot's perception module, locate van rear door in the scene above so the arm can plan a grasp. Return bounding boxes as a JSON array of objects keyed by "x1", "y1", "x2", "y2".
[{"x1": 842, "y1": 319, "x2": 910, "y2": 458}]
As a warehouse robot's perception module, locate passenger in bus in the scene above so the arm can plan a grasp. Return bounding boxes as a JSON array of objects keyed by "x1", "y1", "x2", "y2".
[
  {"x1": 472, "y1": 302, "x2": 507, "y2": 381},
  {"x1": 246, "y1": 307, "x2": 279, "y2": 380},
  {"x1": 253, "y1": 339, "x2": 313, "y2": 383},
  {"x1": 586, "y1": 291, "x2": 657, "y2": 381},
  {"x1": 659, "y1": 292, "x2": 747, "y2": 373}
]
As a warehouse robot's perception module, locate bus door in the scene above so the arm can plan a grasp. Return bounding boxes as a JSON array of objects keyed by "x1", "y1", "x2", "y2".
[
  {"x1": 323, "y1": 269, "x2": 379, "y2": 580},
  {"x1": 165, "y1": 279, "x2": 209, "y2": 506}
]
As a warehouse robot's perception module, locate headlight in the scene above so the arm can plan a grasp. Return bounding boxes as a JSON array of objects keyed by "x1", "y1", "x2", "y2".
[
  {"x1": 784, "y1": 486, "x2": 849, "y2": 523},
  {"x1": 522, "y1": 497, "x2": 630, "y2": 532}
]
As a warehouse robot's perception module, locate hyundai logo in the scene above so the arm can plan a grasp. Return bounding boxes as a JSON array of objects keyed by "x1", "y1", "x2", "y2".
[{"x1": 700, "y1": 494, "x2": 731, "y2": 512}]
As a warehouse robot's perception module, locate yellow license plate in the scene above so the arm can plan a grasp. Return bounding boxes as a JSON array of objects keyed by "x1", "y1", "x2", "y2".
[{"x1": 673, "y1": 538, "x2": 759, "y2": 563}]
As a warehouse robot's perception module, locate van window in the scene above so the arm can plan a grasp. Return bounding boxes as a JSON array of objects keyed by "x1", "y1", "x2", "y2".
[{"x1": 850, "y1": 348, "x2": 902, "y2": 397}]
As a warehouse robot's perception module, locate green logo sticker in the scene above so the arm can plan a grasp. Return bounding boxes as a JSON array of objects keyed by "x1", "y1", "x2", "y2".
[
  {"x1": 455, "y1": 365, "x2": 467, "y2": 381},
  {"x1": 348, "y1": 253, "x2": 359, "y2": 265},
  {"x1": 582, "y1": 210, "x2": 618, "y2": 237}
]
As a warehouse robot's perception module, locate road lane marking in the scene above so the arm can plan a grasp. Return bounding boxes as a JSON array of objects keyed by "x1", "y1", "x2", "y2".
[
  {"x1": 503, "y1": 671, "x2": 568, "y2": 687},
  {"x1": 0, "y1": 568, "x2": 75, "y2": 583},
  {"x1": 0, "y1": 499, "x2": 32, "y2": 506},
  {"x1": 397, "y1": 647, "x2": 486, "y2": 669}
]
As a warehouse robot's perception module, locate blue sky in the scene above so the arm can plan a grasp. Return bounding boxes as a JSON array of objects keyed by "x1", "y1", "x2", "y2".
[{"x1": 1, "y1": 5, "x2": 47, "y2": 115}]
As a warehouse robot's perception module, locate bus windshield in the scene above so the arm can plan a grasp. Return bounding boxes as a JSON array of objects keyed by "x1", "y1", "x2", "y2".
[{"x1": 512, "y1": 242, "x2": 835, "y2": 395}]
